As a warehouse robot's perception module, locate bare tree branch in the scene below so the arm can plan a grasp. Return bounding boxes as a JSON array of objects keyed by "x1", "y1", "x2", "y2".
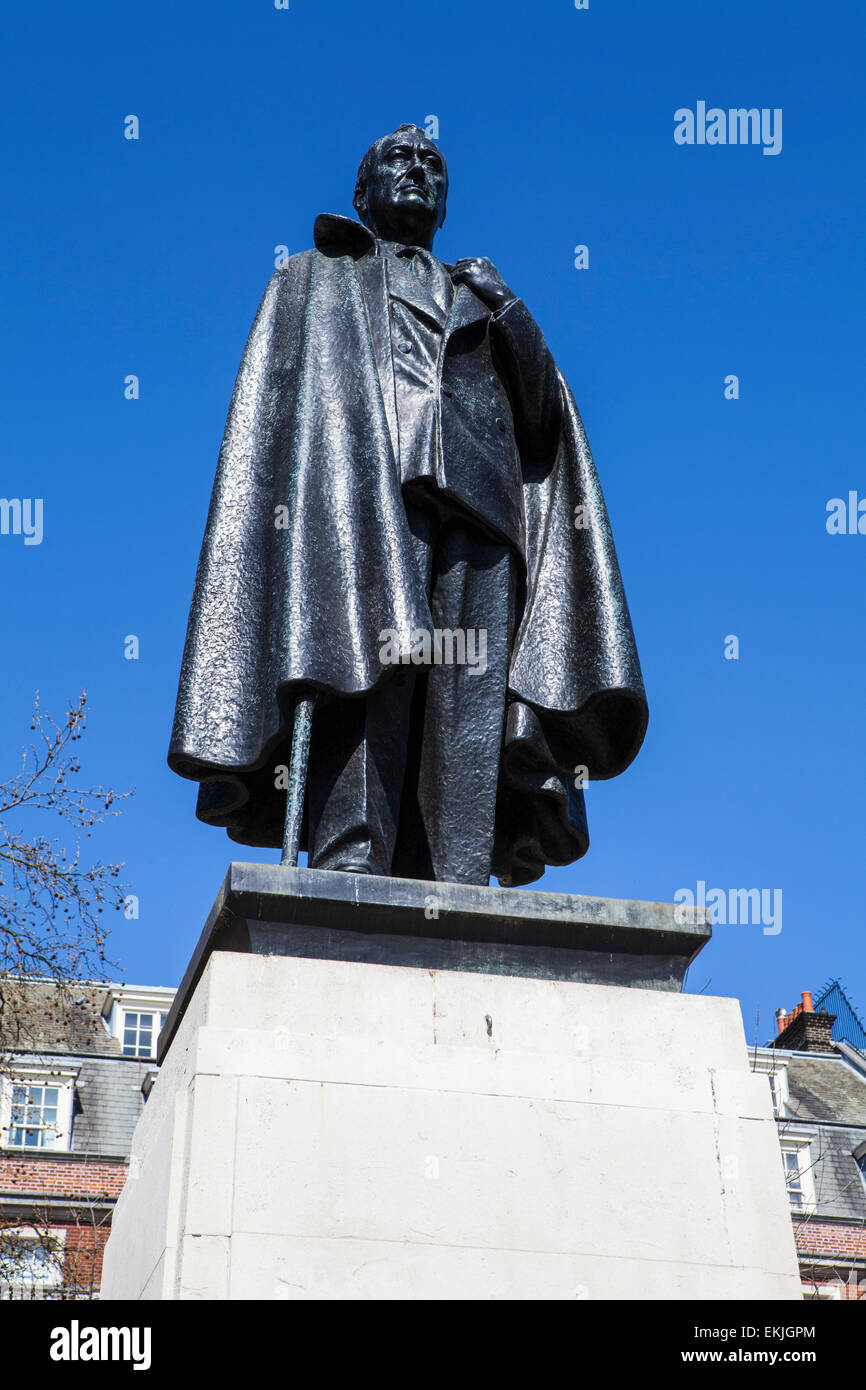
[{"x1": 0, "y1": 692, "x2": 131, "y2": 1012}]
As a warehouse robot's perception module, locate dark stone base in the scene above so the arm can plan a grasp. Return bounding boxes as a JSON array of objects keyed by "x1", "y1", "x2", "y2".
[{"x1": 157, "y1": 864, "x2": 711, "y2": 1063}]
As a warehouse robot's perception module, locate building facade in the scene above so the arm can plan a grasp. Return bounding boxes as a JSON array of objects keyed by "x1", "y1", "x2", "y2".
[
  {"x1": 4, "y1": 970, "x2": 863, "y2": 1300},
  {"x1": 0, "y1": 978, "x2": 174, "y2": 1298},
  {"x1": 752, "y1": 986, "x2": 866, "y2": 1300}
]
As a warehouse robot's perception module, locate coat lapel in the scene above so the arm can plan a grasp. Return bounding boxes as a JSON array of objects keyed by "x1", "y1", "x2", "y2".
[
  {"x1": 443, "y1": 281, "x2": 491, "y2": 345},
  {"x1": 314, "y1": 214, "x2": 491, "y2": 342},
  {"x1": 386, "y1": 258, "x2": 448, "y2": 329}
]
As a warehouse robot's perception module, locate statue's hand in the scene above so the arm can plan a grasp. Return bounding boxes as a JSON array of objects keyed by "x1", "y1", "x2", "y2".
[{"x1": 451, "y1": 257, "x2": 517, "y2": 312}]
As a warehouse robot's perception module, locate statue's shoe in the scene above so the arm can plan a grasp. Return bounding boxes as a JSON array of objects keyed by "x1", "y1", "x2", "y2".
[{"x1": 320, "y1": 859, "x2": 381, "y2": 876}]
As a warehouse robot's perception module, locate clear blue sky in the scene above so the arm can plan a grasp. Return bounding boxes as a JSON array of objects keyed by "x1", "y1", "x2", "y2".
[{"x1": 1, "y1": 0, "x2": 863, "y2": 1044}]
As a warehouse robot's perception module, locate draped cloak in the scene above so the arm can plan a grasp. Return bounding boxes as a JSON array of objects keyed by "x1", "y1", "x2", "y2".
[{"x1": 168, "y1": 225, "x2": 648, "y2": 887}]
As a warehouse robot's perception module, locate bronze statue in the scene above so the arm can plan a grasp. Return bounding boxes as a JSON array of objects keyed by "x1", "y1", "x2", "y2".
[{"x1": 168, "y1": 125, "x2": 647, "y2": 887}]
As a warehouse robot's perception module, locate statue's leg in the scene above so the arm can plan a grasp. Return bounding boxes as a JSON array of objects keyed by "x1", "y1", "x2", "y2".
[
  {"x1": 393, "y1": 522, "x2": 516, "y2": 885},
  {"x1": 305, "y1": 681, "x2": 415, "y2": 874},
  {"x1": 305, "y1": 505, "x2": 437, "y2": 876}
]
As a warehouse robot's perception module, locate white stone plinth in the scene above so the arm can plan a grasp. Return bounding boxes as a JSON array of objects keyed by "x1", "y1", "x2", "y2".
[{"x1": 102, "y1": 952, "x2": 802, "y2": 1300}]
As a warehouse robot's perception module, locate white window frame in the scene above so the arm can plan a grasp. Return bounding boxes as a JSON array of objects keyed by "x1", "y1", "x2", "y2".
[
  {"x1": 0, "y1": 1225, "x2": 65, "y2": 1299},
  {"x1": 750, "y1": 1050, "x2": 790, "y2": 1117},
  {"x1": 0, "y1": 1065, "x2": 78, "y2": 1152},
  {"x1": 101, "y1": 986, "x2": 174, "y2": 1059},
  {"x1": 780, "y1": 1134, "x2": 817, "y2": 1214},
  {"x1": 120, "y1": 1008, "x2": 166, "y2": 1059},
  {"x1": 803, "y1": 1280, "x2": 842, "y2": 1300}
]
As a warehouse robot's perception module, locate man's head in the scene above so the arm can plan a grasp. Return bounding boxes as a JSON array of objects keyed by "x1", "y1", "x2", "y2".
[{"x1": 353, "y1": 124, "x2": 448, "y2": 250}]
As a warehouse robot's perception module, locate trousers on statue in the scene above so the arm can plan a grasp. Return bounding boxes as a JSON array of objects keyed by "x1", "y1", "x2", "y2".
[{"x1": 307, "y1": 500, "x2": 518, "y2": 884}]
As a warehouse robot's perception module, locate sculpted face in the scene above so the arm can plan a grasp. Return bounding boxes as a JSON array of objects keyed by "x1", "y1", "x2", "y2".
[{"x1": 357, "y1": 130, "x2": 447, "y2": 249}]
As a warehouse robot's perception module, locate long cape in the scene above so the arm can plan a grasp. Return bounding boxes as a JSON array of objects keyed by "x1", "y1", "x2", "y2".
[{"x1": 168, "y1": 242, "x2": 648, "y2": 886}]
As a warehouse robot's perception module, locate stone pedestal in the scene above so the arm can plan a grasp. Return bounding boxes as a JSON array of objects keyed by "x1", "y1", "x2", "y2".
[{"x1": 102, "y1": 868, "x2": 801, "y2": 1300}]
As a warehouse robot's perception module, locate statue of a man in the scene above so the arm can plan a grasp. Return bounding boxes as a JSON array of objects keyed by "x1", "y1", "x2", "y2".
[{"x1": 168, "y1": 125, "x2": 647, "y2": 887}]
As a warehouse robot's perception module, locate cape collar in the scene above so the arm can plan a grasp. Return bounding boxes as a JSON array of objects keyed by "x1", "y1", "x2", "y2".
[
  {"x1": 313, "y1": 213, "x2": 455, "y2": 271},
  {"x1": 313, "y1": 213, "x2": 488, "y2": 336}
]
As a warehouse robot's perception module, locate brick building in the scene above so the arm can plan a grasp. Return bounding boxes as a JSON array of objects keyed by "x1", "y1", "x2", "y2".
[
  {"x1": 0, "y1": 977, "x2": 174, "y2": 1298},
  {"x1": 751, "y1": 982, "x2": 866, "y2": 1300}
]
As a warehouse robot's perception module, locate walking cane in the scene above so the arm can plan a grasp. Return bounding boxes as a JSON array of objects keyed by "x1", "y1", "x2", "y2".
[{"x1": 281, "y1": 687, "x2": 316, "y2": 867}]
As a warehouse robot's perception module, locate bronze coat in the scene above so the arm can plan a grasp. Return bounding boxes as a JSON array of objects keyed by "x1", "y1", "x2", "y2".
[{"x1": 168, "y1": 217, "x2": 648, "y2": 885}]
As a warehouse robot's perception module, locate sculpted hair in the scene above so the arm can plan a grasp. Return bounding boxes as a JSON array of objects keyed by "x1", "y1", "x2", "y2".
[{"x1": 353, "y1": 123, "x2": 448, "y2": 228}]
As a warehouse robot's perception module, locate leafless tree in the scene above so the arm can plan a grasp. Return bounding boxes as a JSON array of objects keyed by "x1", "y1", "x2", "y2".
[
  {"x1": 0, "y1": 693, "x2": 131, "y2": 1296},
  {"x1": 0, "y1": 690, "x2": 130, "y2": 1010}
]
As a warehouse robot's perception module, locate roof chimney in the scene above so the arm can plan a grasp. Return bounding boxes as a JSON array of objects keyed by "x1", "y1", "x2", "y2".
[{"x1": 772, "y1": 991, "x2": 835, "y2": 1053}]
